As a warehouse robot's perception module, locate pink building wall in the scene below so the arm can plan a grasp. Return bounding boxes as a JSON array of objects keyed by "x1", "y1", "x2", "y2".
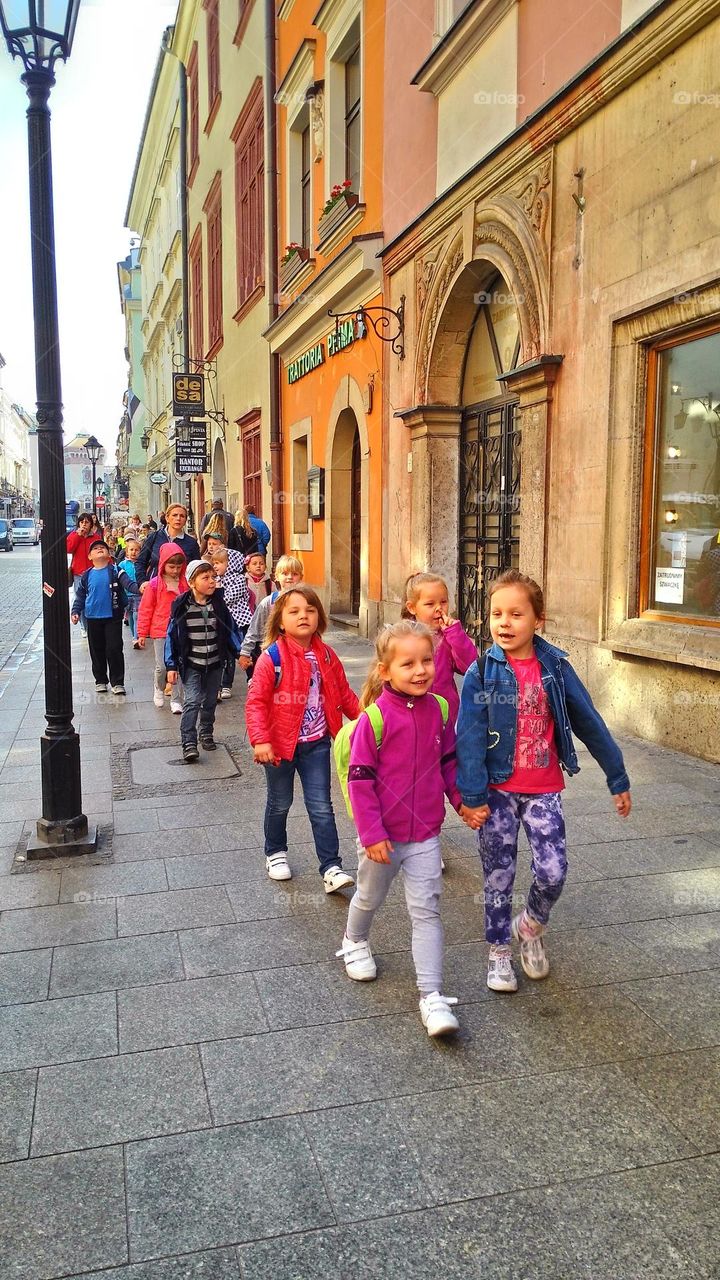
[
  {"x1": 517, "y1": 0, "x2": 623, "y2": 122},
  {"x1": 382, "y1": 0, "x2": 438, "y2": 244}
]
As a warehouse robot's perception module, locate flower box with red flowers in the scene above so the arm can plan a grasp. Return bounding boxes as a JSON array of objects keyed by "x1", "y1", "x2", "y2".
[{"x1": 317, "y1": 182, "x2": 359, "y2": 243}]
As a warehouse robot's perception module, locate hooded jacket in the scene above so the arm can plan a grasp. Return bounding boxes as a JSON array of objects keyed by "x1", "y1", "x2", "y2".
[
  {"x1": 245, "y1": 633, "x2": 360, "y2": 760},
  {"x1": 348, "y1": 685, "x2": 462, "y2": 846},
  {"x1": 219, "y1": 549, "x2": 252, "y2": 629},
  {"x1": 135, "y1": 527, "x2": 200, "y2": 586},
  {"x1": 164, "y1": 586, "x2": 242, "y2": 680},
  {"x1": 137, "y1": 542, "x2": 188, "y2": 640},
  {"x1": 430, "y1": 621, "x2": 478, "y2": 725},
  {"x1": 66, "y1": 528, "x2": 94, "y2": 576}
]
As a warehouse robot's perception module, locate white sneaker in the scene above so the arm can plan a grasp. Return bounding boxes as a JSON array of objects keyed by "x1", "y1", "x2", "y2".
[
  {"x1": 266, "y1": 853, "x2": 292, "y2": 881},
  {"x1": 323, "y1": 865, "x2": 355, "y2": 894},
  {"x1": 220, "y1": 687, "x2": 232, "y2": 699},
  {"x1": 112, "y1": 685, "x2": 126, "y2": 696},
  {"x1": 486, "y1": 945, "x2": 518, "y2": 992},
  {"x1": 153, "y1": 690, "x2": 164, "y2": 708},
  {"x1": 95, "y1": 682, "x2": 108, "y2": 693},
  {"x1": 512, "y1": 912, "x2": 550, "y2": 980},
  {"x1": 170, "y1": 699, "x2": 183, "y2": 715},
  {"x1": 336, "y1": 934, "x2": 377, "y2": 981},
  {"x1": 419, "y1": 991, "x2": 459, "y2": 1037}
]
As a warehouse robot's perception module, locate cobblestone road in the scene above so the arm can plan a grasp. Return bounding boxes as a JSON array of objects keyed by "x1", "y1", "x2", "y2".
[{"x1": 0, "y1": 545, "x2": 44, "y2": 670}]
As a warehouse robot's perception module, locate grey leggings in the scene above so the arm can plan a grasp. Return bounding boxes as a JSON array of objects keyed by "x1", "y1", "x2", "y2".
[
  {"x1": 153, "y1": 639, "x2": 183, "y2": 701},
  {"x1": 346, "y1": 835, "x2": 444, "y2": 996}
]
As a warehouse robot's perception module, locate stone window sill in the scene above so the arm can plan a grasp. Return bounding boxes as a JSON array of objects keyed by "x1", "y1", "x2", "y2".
[{"x1": 602, "y1": 617, "x2": 720, "y2": 673}]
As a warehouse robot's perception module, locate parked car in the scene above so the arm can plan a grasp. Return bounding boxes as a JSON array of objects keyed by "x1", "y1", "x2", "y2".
[
  {"x1": 12, "y1": 517, "x2": 39, "y2": 545},
  {"x1": 0, "y1": 519, "x2": 14, "y2": 552}
]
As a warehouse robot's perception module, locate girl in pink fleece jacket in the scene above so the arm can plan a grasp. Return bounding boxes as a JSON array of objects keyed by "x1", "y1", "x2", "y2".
[
  {"x1": 337, "y1": 621, "x2": 476, "y2": 1040},
  {"x1": 402, "y1": 572, "x2": 477, "y2": 725}
]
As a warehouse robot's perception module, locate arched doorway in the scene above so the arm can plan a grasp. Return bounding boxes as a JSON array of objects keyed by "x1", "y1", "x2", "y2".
[
  {"x1": 329, "y1": 407, "x2": 362, "y2": 618},
  {"x1": 211, "y1": 438, "x2": 227, "y2": 507},
  {"x1": 460, "y1": 273, "x2": 521, "y2": 642}
]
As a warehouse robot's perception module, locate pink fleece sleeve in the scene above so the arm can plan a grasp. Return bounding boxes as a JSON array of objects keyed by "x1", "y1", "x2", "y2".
[
  {"x1": 442, "y1": 621, "x2": 478, "y2": 675},
  {"x1": 348, "y1": 711, "x2": 389, "y2": 848},
  {"x1": 440, "y1": 715, "x2": 462, "y2": 811}
]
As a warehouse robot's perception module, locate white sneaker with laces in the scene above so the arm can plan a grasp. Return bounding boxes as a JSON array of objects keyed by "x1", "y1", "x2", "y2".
[
  {"x1": 266, "y1": 853, "x2": 292, "y2": 881},
  {"x1": 220, "y1": 687, "x2": 232, "y2": 699},
  {"x1": 323, "y1": 865, "x2": 355, "y2": 894},
  {"x1": 170, "y1": 699, "x2": 183, "y2": 714},
  {"x1": 486, "y1": 945, "x2": 518, "y2": 992},
  {"x1": 511, "y1": 912, "x2": 550, "y2": 979},
  {"x1": 153, "y1": 690, "x2": 164, "y2": 708},
  {"x1": 336, "y1": 934, "x2": 377, "y2": 981},
  {"x1": 112, "y1": 685, "x2": 126, "y2": 696},
  {"x1": 95, "y1": 682, "x2": 108, "y2": 693},
  {"x1": 419, "y1": 991, "x2": 459, "y2": 1037}
]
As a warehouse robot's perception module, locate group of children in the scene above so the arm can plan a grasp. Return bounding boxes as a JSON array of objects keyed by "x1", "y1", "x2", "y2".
[{"x1": 244, "y1": 567, "x2": 632, "y2": 1040}]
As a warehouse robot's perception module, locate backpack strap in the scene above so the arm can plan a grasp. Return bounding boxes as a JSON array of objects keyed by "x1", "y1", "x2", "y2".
[
  {"x1": 270, "y1": 590, "x2": 280, "y2": 604},
  {"x1": 476, "y1": 652, "x2": 488, "y2": 683},
  {"x1": 430, "y1": 693, "x2": 449, "y2": 724},
  {"x1": 364, "y1": 702, "x2": 384, "y2": 748},
  {"x1": 267, "y1": 640, "x2": 282, "y2": 687}
]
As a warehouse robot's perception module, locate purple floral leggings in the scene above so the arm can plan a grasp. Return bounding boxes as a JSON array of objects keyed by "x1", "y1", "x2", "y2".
[{"x1": 479, "y1": 790, "x2": 568, "y2": 945}]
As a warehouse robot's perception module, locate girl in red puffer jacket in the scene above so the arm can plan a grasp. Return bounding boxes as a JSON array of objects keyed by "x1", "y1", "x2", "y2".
[{"x1": 245, "y1": 585, "x2": 360, "y2": 891}]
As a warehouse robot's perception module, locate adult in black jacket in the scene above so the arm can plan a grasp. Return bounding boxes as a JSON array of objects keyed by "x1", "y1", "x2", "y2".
[
  {"x1": 136, "y1": 503, "x2": 200, "y2": 588},
  {"x1": 200, "y1": 499, "x2": 234, "y2": 540},
  {"x1": 228, "y1": 508, "x2": 259, "y2": 557}
]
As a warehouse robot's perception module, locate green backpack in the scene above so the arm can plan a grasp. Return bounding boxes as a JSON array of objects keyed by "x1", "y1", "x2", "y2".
[{"x1": 333, "y1": 695, "x2": 449, "y2": 819}]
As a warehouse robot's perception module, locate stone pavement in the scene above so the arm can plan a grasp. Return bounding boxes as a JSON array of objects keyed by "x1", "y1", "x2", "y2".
[{"x1": 0, "y1": 607, "x2": 719, "y2": 1280}]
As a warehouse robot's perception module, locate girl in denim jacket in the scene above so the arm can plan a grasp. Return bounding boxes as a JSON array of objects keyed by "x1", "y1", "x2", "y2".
[{"x1": 457, "y1": 570, "x2": 631, "y2": 993}]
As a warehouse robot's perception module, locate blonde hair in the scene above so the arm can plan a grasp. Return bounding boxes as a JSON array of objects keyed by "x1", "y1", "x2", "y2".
[
  {"x1": 165, "y1": 503, "x2": 187, "y2": 519},
  {"x1": 264, "y1": 585, "x2": 328, "y2": 644},
  {"x1": 274, "y1": 554, "x2": 303, "y2": 577},
  {"x1": 203, "y1": 513, "x2": 227, "y2": 540},
  {"x1": 401, "y1": 571, "x2": 450, "y2": 619},
  {"x1": 209, "y1": 548, "x2": 229, "y2": 563},
  {"x1": 234, "y1": 507, "x2": 254, "y2": 537},
  {"x1": 360, "y1": 620, "x2": 433, "y2": 707}
]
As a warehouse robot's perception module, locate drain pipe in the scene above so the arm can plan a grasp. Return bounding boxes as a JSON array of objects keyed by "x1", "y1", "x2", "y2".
[{"x1": 265, "y1": 0, "x2": 285, "y2": 558}]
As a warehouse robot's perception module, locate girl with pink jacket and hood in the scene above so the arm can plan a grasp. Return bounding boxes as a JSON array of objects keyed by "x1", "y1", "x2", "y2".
[{"x1": 137, "y1": 542, "x2": 188, "y2": 713}]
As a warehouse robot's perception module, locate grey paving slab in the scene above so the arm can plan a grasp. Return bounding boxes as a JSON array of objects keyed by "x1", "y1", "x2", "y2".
[
  {"x1": 117, "y1": 887, "x2": 236, "y2": 937},
  {"x1": 31, "y1": 1044, "x2": 212, "y2": 1156},
  {"x1": 619, "y1": 1047, "x2": 720, "y2": 1155},
  {"x1": 163, "y1": 849, "x2": 273, "y2": 892},
  {"x1": 620, "y1": 970, "x2": 720, "y2": 1048},
  {"x1": 617, "y1": 912, "x2": 720, "y2": 975},
  {"x1": 0, "y1": 900, "x2": 117, "y2": 953},
  {"x1": 125, "y1": 1117, "x2": 334, "y2": 1259},
  {"x1": 0, "y1": 990, "x2": 117, "y2": 1071},
  {"x1": 305, "y1": 1063, "x2": 697, "y2": 1224},
  {"x1": 65, "y1": 1251, "x2": 242, "y2": 1280},
  {"x1": 49, "y1": 932, "x2": 185, "y2": 999},
  {"x1": 113, "y1": 827, "x2": 211, "y2": 862},
  {"x1": 0, "y1": 947, "x2": 51, "y2": 1005},
  {"x1": 118, "y1": 972, "x2": 268, "y2": 1053},
  {"x1": 0, "y1": 1145, "x2": 127, "y2": 1280},
  {"x1": 580, "y1": 834, "x2": 720, "y2": 879},
  {"x1": 178, "y1": 917, "x2": 335, "y2": 979},
  {"x1": 130, "y1": 744, "x2": 240, "y2": 785},
  {"x1": 0, "y1": 1068, "x2": 36, "y2": 1162},
  {"x1": 59, "y1": 859, "x2": 168, "y2": 903},
  {"x1": 114, "y1": 809, "x2": 161, "y2": 836}
]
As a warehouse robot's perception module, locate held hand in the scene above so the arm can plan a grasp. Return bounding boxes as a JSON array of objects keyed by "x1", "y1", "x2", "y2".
[
  {"x1": 459, "y1": 803, "x2": 490, "y2": 830},
  {"x1": 254, "y1": 742, "x2": 278, "y2": 765},
  {"x1": 365, "y1": 839, "x2": 393, "y2": 864},
  {"x1": 137, "y1": 637, "x2": 146, "y2": 649},
  {"x1": 238, "y1": 655, "x2": 252, "y2": 670},
  {"x1": 167, "y1": 670, "x2": 178, "y2": 685},
  {"x1": 614, "y1": 791, "x2": 632, "y2": 818},
  {"x1": 71, "y1": 614, "x2": 79, "y2": 626},
  {"x1": 139, "y1": 581, "x2": 148, "y2": 594}
]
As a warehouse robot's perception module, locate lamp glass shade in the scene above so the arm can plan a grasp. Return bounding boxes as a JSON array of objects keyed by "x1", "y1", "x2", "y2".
[
  {"x1": 0, "y1": 0, "x2": 80, "y2": 66},
  {"x1": 84, "y1": 434, "x2": 102, "y2": 464}
]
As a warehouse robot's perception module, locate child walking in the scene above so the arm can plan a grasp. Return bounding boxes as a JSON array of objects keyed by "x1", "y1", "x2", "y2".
[
  {"x1": 210, "y1": 547, "x2": 252, "y2": 699},
  {"x1": 238, "y1": 554, "x2": 304, "y2": 678},
  {"x1": 71, "y1": 539, "x2": 128, "y2": 694},
  {"x1": 402, "y1": 571, "x2": 477, "y2": 724},
  {"x1": 337, "y1": 620, "x2": 474, "y2": 1038},
  {"x1": 137, "y1": 542, "x2": 188, "y2": 713},
  {"x1": 457, "y1": 569, "x2": 632, "y2": 993},
  {"x1": 245, "y1": 551, "x2": 273, "y2": 610},
  {"x1": 165, "y1": 559, "x2": 243, "y2": 762},
  {"x1": 245, "y1": 585, "x2": 359, "y2": 889},
  {"x1": 118, "y1": 537, "x2": 142, "y2": 647}
]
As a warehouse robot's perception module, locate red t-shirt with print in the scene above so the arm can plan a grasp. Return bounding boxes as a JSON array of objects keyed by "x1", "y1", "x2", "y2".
[{"x1": 492, "y1": 653, "x2": 565, "y2": 794}]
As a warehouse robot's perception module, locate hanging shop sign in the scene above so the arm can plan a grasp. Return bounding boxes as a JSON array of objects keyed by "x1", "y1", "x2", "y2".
[
  {"x1": 286, "y1": 316, "x2": 367, "y2": 385},
  {"x1": 175, "y1": 421, "x2": 208, "y2": 476},
  {"x1": 172, "y1": 373, "x2": 205, "y2": 417}
]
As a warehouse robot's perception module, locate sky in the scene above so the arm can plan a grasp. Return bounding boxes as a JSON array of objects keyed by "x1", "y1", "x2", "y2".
[{"x1": 0, "y1": 0, "x2": 178, "y2": 461}]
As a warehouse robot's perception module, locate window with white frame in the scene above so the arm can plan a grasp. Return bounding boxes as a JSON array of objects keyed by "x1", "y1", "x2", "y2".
[
  {"x1": 319, "y1": 0, "x2": 362, "y2": 197},
  {"x1": 344, "y1": 39, "x2": 361, "y2": 192},
  {"x1": 287, "y1": 101, "x2": 312, "y2": 249}
]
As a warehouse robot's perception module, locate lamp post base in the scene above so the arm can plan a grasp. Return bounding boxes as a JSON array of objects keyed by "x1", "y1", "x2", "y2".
[{"x1": 27, "y1": 821, "x2": 98, "y2": 861}]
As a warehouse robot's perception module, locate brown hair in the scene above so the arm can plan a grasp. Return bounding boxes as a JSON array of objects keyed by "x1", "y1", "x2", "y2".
[
  {"x1": 360, "y1": 620, "x2": 434, "y2": 706},
  {"x1": 264, "y1": 585, "x2": 328, "y2": 644},
  {"x1": 401, "y1": 571, "x2": 450, "y2": 619},
  {"x1": 489, "y1": 569, "x2": 545, "y2": 619}
]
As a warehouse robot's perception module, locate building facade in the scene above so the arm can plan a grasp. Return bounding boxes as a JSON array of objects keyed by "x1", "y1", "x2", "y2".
[
  {"x1": 63, "y1": 435, "x2": 107, "y2": 513},
  {"x1": 117, "y1": 246, "x2": 151, "y2": 519},
  {"x1": 0, "y1": 354, "x2": 34, "y2": 516},
  {"x1": 382, "y1": 0, "x2": 720, "y2": 760},
  {"x1": 265, "y1": 0, "x2": 386, "y2": 632}
]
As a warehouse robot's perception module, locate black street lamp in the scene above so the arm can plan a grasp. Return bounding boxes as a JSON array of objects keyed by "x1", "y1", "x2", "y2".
[
  {"x1": 0, "y1": 0, "x2": 96, "y2": 857},
  {"x1": 84, "y1": 434, "x2": 102, "y2": 516}
]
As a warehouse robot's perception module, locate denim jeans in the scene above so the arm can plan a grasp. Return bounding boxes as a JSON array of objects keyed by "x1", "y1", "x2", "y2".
[
  {"x1": 180, "y1": 664, "x2": 223, "y2": 746},
  {"x1": 127, "y1": 597, "x2": 140, "y2": 641},
  {"x1": 263, "y1": 736, "x2": 341, "y2": 876}
]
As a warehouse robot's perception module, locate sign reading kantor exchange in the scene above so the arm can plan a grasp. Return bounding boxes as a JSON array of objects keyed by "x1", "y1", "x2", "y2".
[{"x1": 286, "y1": 317, "x2": 366, "y2": 385}]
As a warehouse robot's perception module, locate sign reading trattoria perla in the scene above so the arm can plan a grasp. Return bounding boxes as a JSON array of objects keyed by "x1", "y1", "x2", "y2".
[{"x1": 286, "y1": 316, "x2": 366, "y2": 385}]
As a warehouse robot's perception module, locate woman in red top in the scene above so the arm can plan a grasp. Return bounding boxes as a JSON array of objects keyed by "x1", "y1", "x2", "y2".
[
  {"x1": 66, "y1": 513, "x2": 95, "y2": 635},
  {"x1": 246, "y1": 585, "x2": 360, "y2": 890}
]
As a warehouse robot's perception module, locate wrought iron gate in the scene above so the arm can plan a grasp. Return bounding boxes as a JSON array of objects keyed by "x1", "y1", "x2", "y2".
[{"x1": 459, "y1": 400, "x2": 521, "y2": 644}]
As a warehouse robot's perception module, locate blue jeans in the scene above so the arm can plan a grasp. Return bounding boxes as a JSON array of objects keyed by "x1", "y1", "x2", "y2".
[
  {"x1": 263, "y1": 736, "x2": 341, "y2": 875},
  {"x1": 127, "y1": 597, "x2": 140, "y2": 640},
  {"x1": 180, "y1": 665, "x2": 223, "y2": 746}
]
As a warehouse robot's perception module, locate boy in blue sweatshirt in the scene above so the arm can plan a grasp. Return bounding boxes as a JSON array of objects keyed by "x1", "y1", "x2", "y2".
[{"x1": 72, "y1": 540, "x2": 128, "y2": 694}]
